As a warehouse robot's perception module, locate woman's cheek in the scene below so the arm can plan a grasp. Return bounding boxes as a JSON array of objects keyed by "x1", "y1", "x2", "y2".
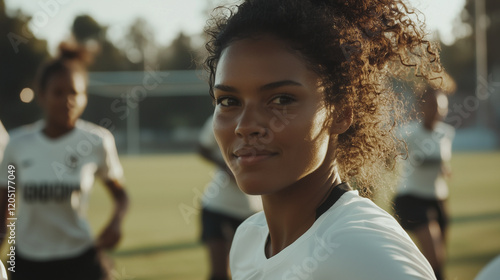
[{"x1": 76, "y1": 94, "x2": 88, "y2": 108}]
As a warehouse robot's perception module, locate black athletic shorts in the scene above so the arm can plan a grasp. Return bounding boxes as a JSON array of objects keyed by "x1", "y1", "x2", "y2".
[
  {"x1": 10, "y1": 246, "x2": 105, "y2": 280},
  {"x1": 201, "y1": 208, "x2": 246, "y2": 242},
  {"x1": 393, "y1": 194, "x2": 448, "y2": 232}
]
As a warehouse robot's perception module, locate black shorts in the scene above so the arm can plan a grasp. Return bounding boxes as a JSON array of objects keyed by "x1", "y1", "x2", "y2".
[
  {"x1": 201, "y1": 208, "x2": 246, "y2": 242},
  {"x1": 393, "y1": 194, "x2": 448, "y2": 232},
  {"x1": 10, "y1": 247, "x2": 105, "y2": 280}
]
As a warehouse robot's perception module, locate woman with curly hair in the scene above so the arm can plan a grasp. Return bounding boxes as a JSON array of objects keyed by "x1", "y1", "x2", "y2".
[{"x1": 204, "y1": 0, "x2": 443, "y2": 279}]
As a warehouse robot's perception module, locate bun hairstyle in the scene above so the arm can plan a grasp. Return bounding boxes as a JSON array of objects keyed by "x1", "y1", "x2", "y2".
[
  {"x1": 204, "y1": 0, "x2": 444, "y2": 196},
  {"x1": 35, "y1": 42, "x2": 91, "y2": 95}
]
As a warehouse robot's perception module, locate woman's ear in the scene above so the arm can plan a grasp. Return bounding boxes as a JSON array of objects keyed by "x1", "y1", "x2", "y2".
[{"x1": 330, "y1": 107, "x2": 353, "y2": 135}]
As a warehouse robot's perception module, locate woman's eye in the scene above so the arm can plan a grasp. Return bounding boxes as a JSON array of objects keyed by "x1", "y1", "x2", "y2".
[
  {"x1": 216, "y1": 96, "x2": 239, "y2": 107},
  {"x1": 271, "y1": 95, "x2": 295, "y2": 105}
]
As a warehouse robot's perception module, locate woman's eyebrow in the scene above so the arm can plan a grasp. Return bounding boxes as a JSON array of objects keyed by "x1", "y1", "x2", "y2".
[
  {"x1": 214, "y1": 80, "x2": 303, "y2": 93},
  {"x1": 260, "y1": 80, "x2": 303, "y2": 91},
  {"x1": 214, "y1": 84, "x2": 237, "y2": 92}
]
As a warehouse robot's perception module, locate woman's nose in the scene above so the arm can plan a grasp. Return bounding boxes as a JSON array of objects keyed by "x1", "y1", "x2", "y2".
[{"x1": 235, "y1": 106, "x2": 268, "y2": 140}]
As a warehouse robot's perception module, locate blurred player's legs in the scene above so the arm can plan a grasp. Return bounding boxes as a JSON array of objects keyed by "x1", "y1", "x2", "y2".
[
  {"x1": 10, "y1": 247, "x2": 105, "y2": 280},
  {"x1": 206, "y1": 239, "x2": 231, "y2": 280},
  {"x1": 202, "y1": 208, "x2": 243, "y2": 280},
  {"x1": 394, "y1": 195, "x2": 448, "y2": 280},
  {"x1": 414, "y1": 220, "x2": 446, "y2": 280}
]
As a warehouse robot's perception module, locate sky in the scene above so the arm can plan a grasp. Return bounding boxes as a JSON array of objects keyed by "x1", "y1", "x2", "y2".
[{"x1": 5, "y1": 0, "x2": 467, "y2": 55}]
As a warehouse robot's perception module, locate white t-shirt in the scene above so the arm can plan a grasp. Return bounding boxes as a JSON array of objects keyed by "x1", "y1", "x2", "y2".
[
  {"x1": 0, "y1": 121, "x2": 8, "y2": 163},
  {"x1": 0, "y1": 260, "x2": 6, "y2": 280},
  {"x1": 199, "y1": 116, "x2": 261, "y2": 219},
  {"x1": 475, "y1": 255, "x2": 500, "y2": 280},
  {"x1": 0, "y1": 120, "x2": 123, "y2": 260},
  {"x1": 230, "y1": 191, "x2": 436, "y2": 280},
  {"x1": 397, "y1": 121, "x2": 455, "y2": 200}
]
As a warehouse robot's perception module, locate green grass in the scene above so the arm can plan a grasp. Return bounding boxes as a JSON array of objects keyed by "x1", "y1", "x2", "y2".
[
  {"x1": 2, "y1": 152, "x2": 499, "y2": 279},
  {"x1": 89, "y1": 154, "x2": 213, "y2": 280},
  {"x1": 443, "y1": 152, "x2": 500, "y2": 280}
]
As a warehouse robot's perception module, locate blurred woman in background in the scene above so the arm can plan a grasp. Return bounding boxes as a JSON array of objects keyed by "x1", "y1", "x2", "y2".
[
  {"x1": 394, "y1": 81, "x2": 456, "y2": 280},
  {"x1": 0, "y1": 43, "x2": 129, "y2": 280}
]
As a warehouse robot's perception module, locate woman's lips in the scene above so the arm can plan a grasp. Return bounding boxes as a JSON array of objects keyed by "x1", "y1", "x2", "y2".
[{"x1": 233, "y1": 147, "x2": 278, "y2": 166}]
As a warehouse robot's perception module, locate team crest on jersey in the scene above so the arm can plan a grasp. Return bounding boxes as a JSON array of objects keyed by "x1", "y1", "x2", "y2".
[
  {"x1": 21, "y1": 159, "x2": 34, "y2": 168},
  {"x1": 65, "y1": 153, "x2": 80, "y2": 170}
]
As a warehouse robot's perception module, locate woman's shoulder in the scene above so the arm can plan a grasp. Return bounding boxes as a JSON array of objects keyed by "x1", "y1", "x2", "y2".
[
  {"x1": 237, "y1": 210, "x2": 267, "y2": 231},
  {"x1": 230, "y1": 211, "x2": 267, "y2": 256},
  {"x1": 318, "y1": 191, "x2": 403, "y2": 234},
  {"x1": 232, "y1": 211, "x2": 267, "y2": 245},
  {"x1": 311, "y1": 191, "x2": 436, "y2": 279},
  {"x1": 435, "y1": 121, "x2": 455, "y2": 137},
  {"x1": 5, "y1": 120, "x2": 44, "y2": 144},
  {"x1": 325, "y1": 190, "x2": 395, "y2": 217},
  {"x1": 315, "y1": 191, "x2": 413, "y2": 251},
  {"x1": 74, "y1": 120, "x2": 116, "y2": 143}
]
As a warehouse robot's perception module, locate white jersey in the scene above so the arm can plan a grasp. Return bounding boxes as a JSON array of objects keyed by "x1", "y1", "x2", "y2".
[
  {"x1": 0, "y1": 121, "x2": 8, "y2": 163},
  {"x1": 397, "y1": 121, "x2": 455, "y2": 200},
  {"x1": 199, "y1": 116, "x2": 261, "y2": 219},
  {"x1": 0, "y1": 120, "x2": 124, "y2": 261},
  {"x1": 0, "y1": 260, "x2": 6, "y2": 280},
  {"x1": 475, "y1": 255, "x2": 500, "y2": 280},
  {"x1": 230, "y1": 190, "x2": 436, "y2": 280}
]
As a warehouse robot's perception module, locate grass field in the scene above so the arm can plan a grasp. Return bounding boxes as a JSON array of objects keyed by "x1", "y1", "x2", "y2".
[{"x1": 3, "y1": 152, "x2": 499, "y2": 279}]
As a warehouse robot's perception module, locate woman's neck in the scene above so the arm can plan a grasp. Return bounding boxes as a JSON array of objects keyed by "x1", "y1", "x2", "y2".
[
  {"x1": 262, "y1": 164, "x2": 341, "y2": 258},
  {"x1": 43, "y1": 122, "x2": 75, "y2": 139}
]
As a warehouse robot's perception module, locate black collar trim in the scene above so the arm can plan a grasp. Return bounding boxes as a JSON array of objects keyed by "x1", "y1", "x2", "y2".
[{"x1": 315, "y1": 182, "x2": 352, "y2": 220}]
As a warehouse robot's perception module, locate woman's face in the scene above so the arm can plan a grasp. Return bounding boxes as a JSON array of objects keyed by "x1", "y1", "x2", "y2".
[
  {"x1": 39, "y1": 69, "x2": 87, "y2": 131},
  {"x1": 213, "y1": 36, "x2": 340, "y2": 195},
  {"x1": 421, "y1": 90, "x2": 448, "y2": 125}
]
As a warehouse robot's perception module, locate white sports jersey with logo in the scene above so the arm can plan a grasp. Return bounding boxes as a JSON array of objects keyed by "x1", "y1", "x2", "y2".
[
  {"x1": 0, "y1": 120, "x2": 123, "y2": 260},
  {"x1": 397, "y1": 121, "x2": 455, "y2": 200},
  {"x1": 230, "y1": 191, "x2": 436, "y2": 280}
]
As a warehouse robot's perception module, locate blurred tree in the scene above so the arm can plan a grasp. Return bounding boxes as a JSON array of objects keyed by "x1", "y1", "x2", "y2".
[
  {"x1": 440, "y1": 0, "x2": 500, "y2": 93},
  {"x1": 159, "y1": 32, "x2": 196, "y2": 70},
  {"x1": 122, "y1": 17, "x2": 157, "y2": 69},
  {"x1": 0, "y1": 0, "x2": 49, "y2": 129},
  {"x1": 71, "y1": 14, "x2": 135, "y2": 71},
  {"x1": 440, "y1": 34, "x2": 475, "y2": 94},
  {"x1": 439, "y1": 0, "x2": 500, "y2": 134},
  {"x1": 481, "y1": 1, "x2": 500, "y2": 74},
  {"x1": 72, "y1": 15, "x2": 101, "y2": 42}
]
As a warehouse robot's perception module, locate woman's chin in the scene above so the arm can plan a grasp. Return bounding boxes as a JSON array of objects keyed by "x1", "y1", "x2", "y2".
[{"x1": 235, "y1": 178, "x2": 278, "y2": 196}]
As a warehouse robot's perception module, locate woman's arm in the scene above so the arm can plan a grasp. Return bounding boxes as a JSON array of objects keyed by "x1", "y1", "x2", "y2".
[{"x1": 96, "y1": 179, "x2": 129, "y2": 250}]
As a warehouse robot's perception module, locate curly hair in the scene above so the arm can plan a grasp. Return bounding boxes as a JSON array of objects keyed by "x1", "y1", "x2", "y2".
[{"x1": 204, "y1": 0, "x2": 443, "y2": 197}]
